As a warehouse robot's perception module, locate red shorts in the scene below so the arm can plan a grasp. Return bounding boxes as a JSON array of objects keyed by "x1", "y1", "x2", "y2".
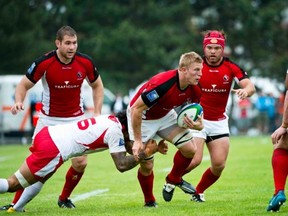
[{"x1": 26, "y1": 127, "x2": 63, "y2": 180}]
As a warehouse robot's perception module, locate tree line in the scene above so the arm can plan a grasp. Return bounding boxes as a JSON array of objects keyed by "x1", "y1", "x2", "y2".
[{"x1": 0, "y1": 0, "x2": 287, "y2": 93}]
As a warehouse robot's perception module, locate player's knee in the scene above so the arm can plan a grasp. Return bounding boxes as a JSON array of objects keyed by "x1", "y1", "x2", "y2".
[
  {"x1": 7, "y1": 179, "x2": 20, "y2": 192},
  {"x1": 139, "y1": 159, "x2": 154, "y2": 174},
  {"x1": 212, "y1": 162, "x2": 226, "y2": 174},
  {"x1": 71, "y1": 157, "x2": 87, "y2": 172},
  {"x1": 275, "y1": 135, "x2": 288, "y2": 149},
  {"x1": 178, "y1": 140, "x2": 197, "y2": 158},
  {"x1": 72, "y1": 163, "x2": 87, "y2": 172},
  {"x1": 191, "y1": 156, "x2": 202, "y2": 168},
  {"x1": 10, "y1": 171, "x2": 30, "y2": 192}
]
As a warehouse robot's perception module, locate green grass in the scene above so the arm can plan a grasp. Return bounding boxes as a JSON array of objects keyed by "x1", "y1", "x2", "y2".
[{"x1": 0, "y1": 136, "x2": 286, "y2": 215}]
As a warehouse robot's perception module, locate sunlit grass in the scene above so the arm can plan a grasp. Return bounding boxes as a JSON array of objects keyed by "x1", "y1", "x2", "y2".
[{"x1": 0, "y1": 136, "x2": 286, "y2": 215}]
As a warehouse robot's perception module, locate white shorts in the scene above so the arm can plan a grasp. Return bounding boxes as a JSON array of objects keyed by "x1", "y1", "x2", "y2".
[
  {"x1": 32, "y1": 113, "x2": 86, "y2": 139},
  {"x1": 127, "y1": 108, "x2": 178, "y2": 143},
  {"x1": 192, "y1": 118, "x2": 230, "y2": 140}
]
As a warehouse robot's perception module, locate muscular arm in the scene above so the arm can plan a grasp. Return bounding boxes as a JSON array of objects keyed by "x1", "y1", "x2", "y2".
[
  {"x1": 89, "y1": 76, "x2": 104, "y2": 116},
  {"x1": 130, "y1": 96, "x2": 149, "y2": 158},
  {"x1": 281, "y1": 91, "x2": 288, "y2": 128},
  {"x1": 238, "y1": 78, "x2": 256, "y2": 97},
  {"x1": 130, "y1": 97, "x2": 148, "y2": 142},
  {"x1": 271, "y1": 72, "x2": 288, "y2": 144},
  {"x1": 110, "y1": 152, "x2": 139, "y2": 172},
  {"x1": 232, "y1": 78, "x2": 256, "y2": 100},
  {"x1": 11, "y1": 76, "x2": 35, "y2": 115},
  {"x1": 281, "y1": 72, "x2": 288, "y2": 127},
  {"x1": 110, "y1": 139, "x2": 159, "y2": 172},
  {"x1": 271, "y1": 91, "x2": 288, "y2": 144}
]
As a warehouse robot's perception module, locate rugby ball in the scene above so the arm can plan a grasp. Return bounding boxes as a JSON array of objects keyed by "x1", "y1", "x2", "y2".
[{"x1": 177, "y1": 103, "x2": 203, "y2": 128}]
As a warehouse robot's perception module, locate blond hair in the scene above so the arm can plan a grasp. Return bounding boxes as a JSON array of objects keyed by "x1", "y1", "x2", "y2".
[{"x1": 179, "y1": 51, "x2": 202, "y2": 68}]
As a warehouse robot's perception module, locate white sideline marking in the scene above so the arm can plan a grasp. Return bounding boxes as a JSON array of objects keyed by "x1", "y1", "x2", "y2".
[
  {"x1": 72, "y1": 189, "x2": 109, "y2": 202},
  {"x1": 0, "y1": 156, "x2": 11, "y2": 162}
]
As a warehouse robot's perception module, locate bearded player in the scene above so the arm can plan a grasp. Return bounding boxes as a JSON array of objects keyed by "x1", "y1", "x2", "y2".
[{"x1": 180, "y1": 30, "x2": 255, "y2": 202}]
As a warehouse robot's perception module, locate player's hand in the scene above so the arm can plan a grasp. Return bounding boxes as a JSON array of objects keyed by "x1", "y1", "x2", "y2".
[
  {"x1": 132, "y1": 140, "x2": 144, "y2": 161},
  {"x1": 231, "y1": 89, "x2": 249, "y2": 100},
  {"x1": 157, "y1": 139, "x2": 168, "y2": 155},
  {"x1": 138, "y1": 139, "x2": 158, "y2": 160},
  {"x1": 183, "y1": 114, "x2": 204, "y2": 131},
  {"x1": 271, "y1": 126, "x2": 288, "y2": 144},
  {"x1": 11, "y1": 102, "x2": 24, "y2": 115}
]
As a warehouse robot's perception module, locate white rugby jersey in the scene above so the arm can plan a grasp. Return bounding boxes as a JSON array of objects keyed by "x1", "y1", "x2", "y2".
[{"x1": 48, "y1": 115, "x2": 126, "y2": 161}]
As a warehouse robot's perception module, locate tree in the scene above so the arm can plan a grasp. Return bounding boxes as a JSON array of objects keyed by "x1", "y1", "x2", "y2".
[
  {"x1": 0, "y1": 0, "x2": 287, "y2": 93},
  {"x1": 189, "y1": 0, "x2": 288, "y2": 81}
]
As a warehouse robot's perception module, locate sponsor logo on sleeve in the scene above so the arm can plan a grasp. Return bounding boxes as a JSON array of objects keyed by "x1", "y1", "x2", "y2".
[
  {"x1": 146, "y1": 90, "x2": 159, "y2": 102},
  {"x1": 27, "y1": 62, "x2": 36, "y2": 74},
  {"x1": 119, "y1": 138, "x2": 125, "y2": 146}
]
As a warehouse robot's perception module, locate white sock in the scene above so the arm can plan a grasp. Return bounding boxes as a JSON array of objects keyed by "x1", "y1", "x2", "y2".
[
  {"x1": 13, "y1": 181, "x2": 43, "y2": 211},
  {"x1": 0, "y1": 179, "x2": 9, "y2": 193}
]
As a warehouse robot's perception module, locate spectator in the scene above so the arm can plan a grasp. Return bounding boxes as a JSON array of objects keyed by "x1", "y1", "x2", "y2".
[
  {"x1": 255, "y1": 90, "x2": 269, "y2": 134},
  {"x1": 237, "y1": 98, "x2": 252, "y2": 134},
  {"x1": 266, "y1": 93, "x2": 277, "y2": 133}
]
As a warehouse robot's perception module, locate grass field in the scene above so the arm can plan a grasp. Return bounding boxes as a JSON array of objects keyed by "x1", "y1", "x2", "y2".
[{"x1": 0, "y1": 136, "x2": 286, "y2": 215}]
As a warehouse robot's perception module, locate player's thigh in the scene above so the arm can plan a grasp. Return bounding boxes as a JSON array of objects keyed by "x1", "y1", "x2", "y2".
[
  {"x1": 192, "y1": 137, "x2": 206, "y2": 163},
  {"x1": 207, "y1": 137, "x2": 230, "y2": 165},
  {"x1": 178, "y1": 139, "x2": 197, "y2": 158},
  {"x1": 159, "y1": 125, "x2": 196, "y2": 157},
  {"x1": 19, "y1": 161, "x2": 37, "y2": 185}
]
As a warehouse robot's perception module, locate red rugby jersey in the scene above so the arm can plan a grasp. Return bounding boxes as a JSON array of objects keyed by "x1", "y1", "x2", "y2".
[
  {"x1": 200, "y1": 57, "x2": 249, "y2": 121},
  {"x1": 26, "y1": 50, "x2": 99, "y2": 117},
  {"x1": 130, "y1": 69, "x2": 201, "y2": 120}
]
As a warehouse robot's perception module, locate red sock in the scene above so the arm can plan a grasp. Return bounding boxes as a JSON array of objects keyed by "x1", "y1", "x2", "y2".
[
  {"x1": 167, "y1": 150, "x2": 192, "y2": 184},
  {"x1": 272, "y1": 148, "x2": 288, "y2": 194},
  {"x1": 11, "y1": 188, "x2": 24, "y2": 204},
  {"x1": 137, "y1": 169, "x2": 155, "y2": 203},
  {"x1": 59, "y1": 166, "x2": 84, "y2": 200},
  {"x1": 196, "y1": 168, "x2": 219, "y2": 193}
]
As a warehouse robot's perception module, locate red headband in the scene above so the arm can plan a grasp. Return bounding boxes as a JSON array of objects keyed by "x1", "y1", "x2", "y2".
[{"x1": 203, "y1": 31, "x2": 225, "y2": 49}]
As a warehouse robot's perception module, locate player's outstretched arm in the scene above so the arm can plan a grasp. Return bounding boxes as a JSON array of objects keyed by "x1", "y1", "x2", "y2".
[
  {"x1": 110, "y1": 152, "x2": 139, "y2": 173},
  {"x1": 111, "y1": 139, "x2": 159, "y2": 172},
  {"x1": 11, "y1": 76, "x2": 35, "y2": 115}
]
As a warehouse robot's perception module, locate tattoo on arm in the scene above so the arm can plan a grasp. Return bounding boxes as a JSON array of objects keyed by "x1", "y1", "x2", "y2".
[{"x1": 111, "y1": 152, "x2": 138, "y2": 172}]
